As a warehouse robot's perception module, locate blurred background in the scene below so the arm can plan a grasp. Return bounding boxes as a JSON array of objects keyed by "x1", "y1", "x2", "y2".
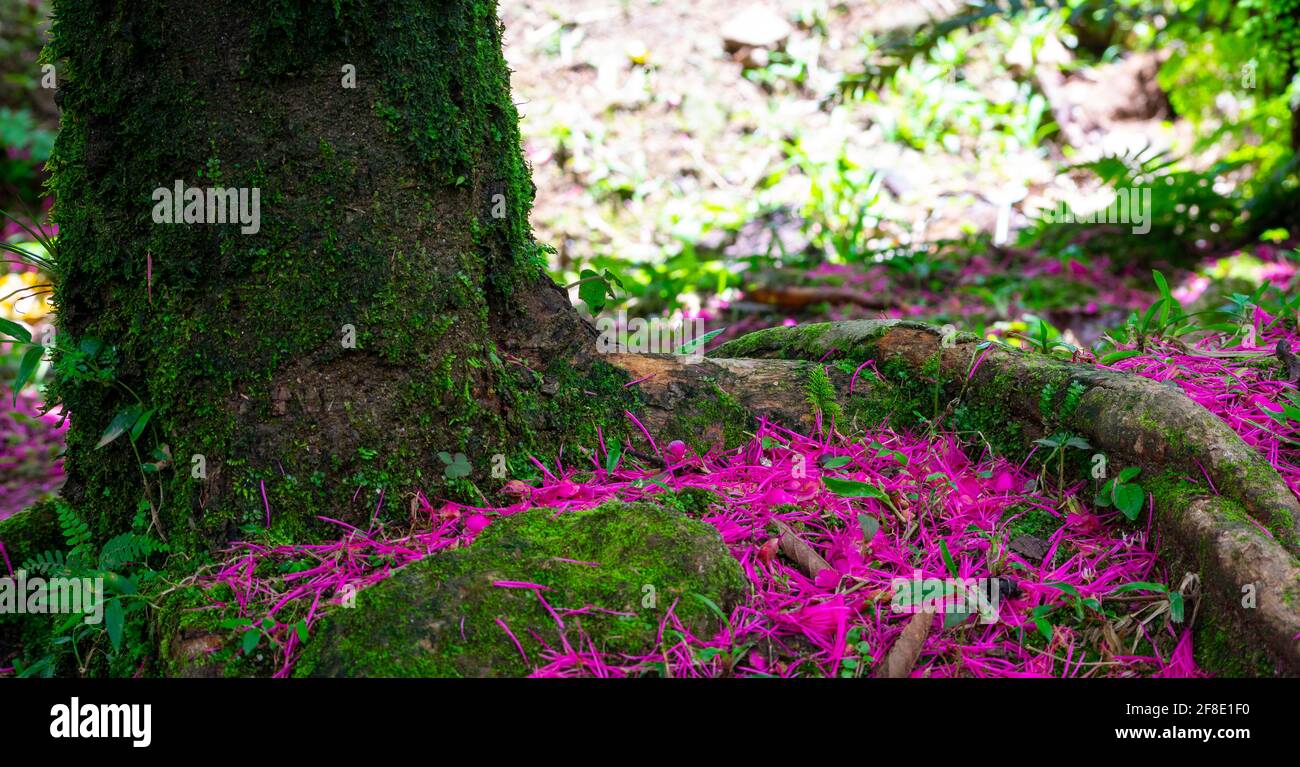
[{"x1": 3, "y1": 0, "x2": 1298, "y2": 516}]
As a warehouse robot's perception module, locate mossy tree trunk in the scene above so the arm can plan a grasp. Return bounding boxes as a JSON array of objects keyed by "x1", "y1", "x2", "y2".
[{"x1": 47, "y1": 0, "x2": 634, "y2": 550}]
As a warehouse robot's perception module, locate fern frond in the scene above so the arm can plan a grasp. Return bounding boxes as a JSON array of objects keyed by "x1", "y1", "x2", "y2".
[
  {"x1": 1038, "y1": 381, "x2": 1056, "y2": 420},
  {"x1": 98, "y1": 532, "x2": 168, "y2": 572},
  {"x1": 1061, "y1": 380, "x2": 1087, "y2": 420},
  {"x1": 54, "y1": 501, "x2": 92, "y2": 549},
  {"x1": 20, "y1": 549, "x2": 67, "y2": 575},
  {"x1": 52, "y1": 501, "x2": 96, "y2": 570}
]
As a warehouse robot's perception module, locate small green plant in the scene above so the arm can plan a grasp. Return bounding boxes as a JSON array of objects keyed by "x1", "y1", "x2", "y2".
[
  {"x1": 1111, "y1": 579, "x2": 1185, "y2": 623},
  {"x1": 438, "y1": 451, "x2": 472, "y2": 479},
  {"x1": 15, "y1": 501, "x2": 168, "y2": 677},
  {"x1": 1034, "y1": 379, "x2": 1091, "y2": 488},
  {"x1": 1033, "y1": 431, "x2": 1092, "y2": 490},
  {"x1": 1042, "y1": 581, "x2": 1104, "y2": 624},
  {"x1": 568, "y1": 268, "x2": 623, "y2": 314},
  {"x1": 47, "y1": 335, "x2": 172, "y2": 537},
  {"x1": 1014, "y1": 316, "x2": 1077, "y2": 358},
  {"x1": 1094, "y1": 466, "x2": 1146, "y2": 521},
  {"x1": 840, "y1": 625, "x2": 875, "y2": 678}
]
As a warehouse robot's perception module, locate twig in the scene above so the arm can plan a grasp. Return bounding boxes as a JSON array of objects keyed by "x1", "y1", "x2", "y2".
[
  {"x1": 1276, "y1": 340, "x2": 1300, "y2": 381},
  {"x1": 875, "y1": 608, "x2": 935, "y2": 678},
  {"x1": 773, "y1": 519, "x2": 835, "y2": 579},
  {"x1": 746, "y1": 285, "x2": 892, "y2": 311}
]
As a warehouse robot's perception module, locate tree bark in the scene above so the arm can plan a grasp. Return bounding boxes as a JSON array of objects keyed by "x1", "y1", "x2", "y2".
[{"x1": 47, "y1": 0, "x2": 614, "y2": 549}]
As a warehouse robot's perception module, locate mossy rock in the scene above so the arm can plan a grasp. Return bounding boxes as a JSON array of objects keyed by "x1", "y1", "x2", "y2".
[
  {"x1": 0, "y1": 502, "x2": 63, "y2": 567},
  {"x1": 0, "y1": 503, "x2": 65, "y2": 666},
  {"x1": 295, "y1": 501, "x2": 748, "y2": 677}
]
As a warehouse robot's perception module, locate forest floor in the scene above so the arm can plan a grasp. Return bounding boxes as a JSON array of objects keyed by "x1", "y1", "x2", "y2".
[
  {"x1": 2, "y1": 2, "x2": 1298, "y2": 678},
  {"x1": 500, "y1": 0, "x2": 1220, "y2": 339},
  {"x1": 141, "y1": 4, "x2": 1297, "y2": 679}
]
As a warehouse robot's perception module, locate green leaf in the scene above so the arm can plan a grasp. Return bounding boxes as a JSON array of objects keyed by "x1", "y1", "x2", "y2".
[
  {"x1": 875, "y1": 448, "x2": 909, "y2": 465},
  {"x1": 692, "y1": 593, "x2": 727, "y2": 623},
  {"x1": 1100, "y1": 349, "x2": 1141, "y2": 365},
  {"x1": 820, "y1": 456, "x2": 853, "y2": 469},
  {"x1": 1111, "y1": 581, "x2": 1168, "y2": 595},
  {"x1": 96, "y1": 405, "x2": 143, "y2": 449},
  {"x1": 1113, "y1": 483, "x2": 1146, "y2": 520},
  {"x1": 677, "y1": 328, "x2": 725, "y2": 355},
  {"x1": 130, "y1": 408, "x2": 155, "y2": 443},
  {"x1": 105, "y1": 599, "x2": 124, "y2": 652},
  {"x1": 0, "y1": 317, "x2": 31, "y2": 344},
  {"x1": 1093, "y1": 483, "x2": 1114, "y2": 508},
  {"x1": 241, "y1": 629, "x2": 261, "y2": 654},
  {"x1": 940, "y1": 540, "x2": 959, "y2": 579},
  {"x1": 1044, "y1": 581, "x2": 1080, "y2": 598},
  {"x1": 1152, "y1": 269, "x2": 1181, "y2": 323},
  {"x1": 578, "y1": 269, "x2": 612, "y2": 313},
  {"x1": 1139, "y1": 299, "x2": 1164, "y2": 332},
  {"x1": 1033, "y1": 617, "x2": 1054, "y2": 643},
  {"x1": 822, "y1": 476, "x2": 889, "y2": 502},
  {"x1": 857, "y1": 513, "x2": 880, "y2": 542},
  {"x1": 944, "y1": 606, "x2": 971, "y2": 629},
  {"x1": 13, "y1": 345, "x2": 43, "y2": 404},
  {"x1": 605, "y1": 441, "x2": 622, "y2": 473},
  {"x1": 1169, "y1": 592, "x2": 1185, "y2": 623},
  {"x1": 924, "y1": 471, "x2": 954, "y2": 486},
  {"x1": 101, "y1": 572, "x2": 136, "y2": 595},
  {"x1": 1117, "y1": 466, "x2": 1141, "y2": 483},
  {"x1": 439, "y1": 452, "x2": 472, "y2": 479},
  {"x1": 295, "y1": 619, "x2": 309, "y2": 642},
  {"x1": 79, "y1": 337, "x2": 102, "y2": 357}
]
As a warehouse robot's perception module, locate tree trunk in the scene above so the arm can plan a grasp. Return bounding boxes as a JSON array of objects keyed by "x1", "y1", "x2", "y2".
[{"x1": 47, "y1": 0, "x2": 621, "y2": 550}]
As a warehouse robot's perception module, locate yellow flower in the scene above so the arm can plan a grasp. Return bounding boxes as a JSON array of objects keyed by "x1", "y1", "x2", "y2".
[{"x1": 1, "y1": 270, "x2": 53, "y2": 323}]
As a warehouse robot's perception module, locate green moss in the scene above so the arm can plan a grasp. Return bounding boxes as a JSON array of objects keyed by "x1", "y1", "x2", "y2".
[
  {"x1": 1192, "y1": 608, "x2": 1279, "y2": 677},
  {"x1": 0, "y1": 503, "x2": 69, "y2": 667},
  {"x1": 662, "y1": 383, "x2": 751, "y2": 454},
  {"x1": 294, "y1": 500, "x2": 748, "y2": 677},
  {"x1": 654, "y1": 488, "x2": 722, "y2": 517},
  {"x1": 1137, "y1": 410, "x2": 1193, "y2": 460},
  {"x1": 0, "y1": 502, "x2": 63, "y2": 565},
  {"x1": 709, "y1": 322, "x2": 841, "y2": 360},
  {"x1": 839, "y1": 359, "x2": 922, "y2": 430},
  {"x1": 1001, "y1": 504, "x2": 1062, "y2": 542}
]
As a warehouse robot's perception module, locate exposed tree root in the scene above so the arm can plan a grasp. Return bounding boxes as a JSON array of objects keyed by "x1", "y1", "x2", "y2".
[
  {"x1": 710, "y1": 319, "x2": 1300, "y2": 552},
  {"x1": 607, "y1": 353, "x2": 850, "y2": 450},
  {"x1": 697, "y1": 319, "x2": 1300, "y2": 674}
]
